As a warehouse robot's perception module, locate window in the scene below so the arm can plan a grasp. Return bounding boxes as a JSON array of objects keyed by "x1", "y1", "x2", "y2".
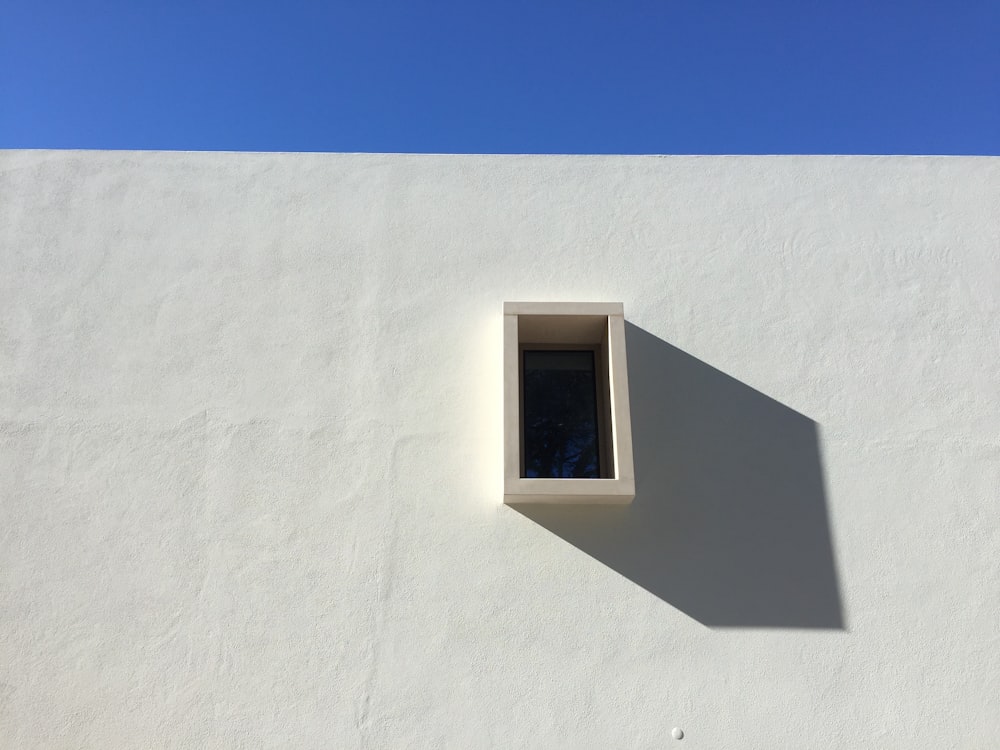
[
  {"x1": 503, "y1": 302, "x2": 635, "y2": 504},
  {"x1": 522, "y1": 348, "x2": 604, "y2": 479}
]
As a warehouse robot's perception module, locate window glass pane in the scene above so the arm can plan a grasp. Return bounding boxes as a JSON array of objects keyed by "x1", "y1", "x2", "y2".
[{"x1": 522, "y1": 350, "x2": 601, "y2": 478}]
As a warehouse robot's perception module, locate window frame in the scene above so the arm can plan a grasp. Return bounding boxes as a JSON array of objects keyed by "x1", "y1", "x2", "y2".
[{"x1": 503, "y1": 302, "x2": 635, "y2": 504}]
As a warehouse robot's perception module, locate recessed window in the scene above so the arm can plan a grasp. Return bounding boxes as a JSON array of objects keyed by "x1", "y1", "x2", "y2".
[
  {"x1": 521, "y1": 349, "x2": 603, "y2": 479},
  {"x1": 503, "y1": 302, "x2": 634, "y2": 504}
]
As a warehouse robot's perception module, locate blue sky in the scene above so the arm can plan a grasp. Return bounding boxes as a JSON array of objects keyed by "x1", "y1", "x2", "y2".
[{"x1": 2, "y1": 1, "x2": 998, "y2": 154}]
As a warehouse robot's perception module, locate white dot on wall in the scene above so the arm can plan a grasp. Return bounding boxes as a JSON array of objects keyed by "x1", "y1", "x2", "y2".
[{"x1": 671, "y1": 727, "x2": 684, "y2": 740}]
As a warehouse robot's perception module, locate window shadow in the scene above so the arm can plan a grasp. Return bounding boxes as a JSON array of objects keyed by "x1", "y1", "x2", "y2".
[{"x1": 511, "y1": 323, "x2": 845, "y2": 629}]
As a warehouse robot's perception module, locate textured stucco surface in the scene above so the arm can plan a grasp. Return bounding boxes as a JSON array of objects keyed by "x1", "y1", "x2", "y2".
[{"x1": 1, "y1": 150, "x2": 998, "y2": 748}]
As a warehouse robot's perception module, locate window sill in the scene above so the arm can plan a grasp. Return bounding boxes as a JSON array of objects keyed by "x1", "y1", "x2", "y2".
[{"x1": 504, "y1": 477, "x2": 636, "y2": 505}]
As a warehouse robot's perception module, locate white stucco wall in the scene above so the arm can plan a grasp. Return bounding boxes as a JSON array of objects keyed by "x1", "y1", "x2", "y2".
[{"x1": 1, "y1": 150, "x2": 998, "y2": 748}]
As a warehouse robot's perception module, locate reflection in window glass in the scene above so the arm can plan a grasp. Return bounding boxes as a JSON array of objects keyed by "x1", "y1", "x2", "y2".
[{"x1": 522, "y1": 350, "x2": 601, "y2": 478}]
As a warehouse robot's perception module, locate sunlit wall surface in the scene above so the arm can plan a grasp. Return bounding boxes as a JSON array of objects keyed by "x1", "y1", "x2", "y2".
[{"x1": 1, "y1": 151, "x2": 998, "y2": 748}]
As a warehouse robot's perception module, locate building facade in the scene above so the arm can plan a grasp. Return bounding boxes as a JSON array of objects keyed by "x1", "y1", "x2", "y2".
[{"x1": 2, "y1": 151, "x2": 998, "y2": 747}]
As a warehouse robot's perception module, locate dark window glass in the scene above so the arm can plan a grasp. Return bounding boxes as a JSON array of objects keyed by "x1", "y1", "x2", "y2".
[{"x1": 522, "y1": 350, "x2": 601, "y2": 478}]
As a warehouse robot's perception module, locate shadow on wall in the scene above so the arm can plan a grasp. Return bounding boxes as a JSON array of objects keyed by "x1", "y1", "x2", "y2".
[{"x1": 512, "y1": 323, "x2": 844, "y2": 629}]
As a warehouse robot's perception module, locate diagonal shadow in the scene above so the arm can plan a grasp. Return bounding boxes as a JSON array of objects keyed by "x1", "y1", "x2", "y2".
[{"x1": 512, "y1": 323, "x2": 844, "y2": 629}]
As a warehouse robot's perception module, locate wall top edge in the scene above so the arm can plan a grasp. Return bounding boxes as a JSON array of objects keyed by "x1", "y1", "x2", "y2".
[{"x1": 2, "y1": 149, "x2": 998, "y2": 160}]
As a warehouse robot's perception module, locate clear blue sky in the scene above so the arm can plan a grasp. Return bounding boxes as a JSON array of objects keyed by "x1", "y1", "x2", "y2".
[{"x1": 2, "y1": 1, "x2": 998, "y2": 154}]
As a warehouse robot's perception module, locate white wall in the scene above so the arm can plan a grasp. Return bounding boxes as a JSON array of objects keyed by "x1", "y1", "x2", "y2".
[{"x1": 1, "y1": 150, "x2": 998, "y2": 748}]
